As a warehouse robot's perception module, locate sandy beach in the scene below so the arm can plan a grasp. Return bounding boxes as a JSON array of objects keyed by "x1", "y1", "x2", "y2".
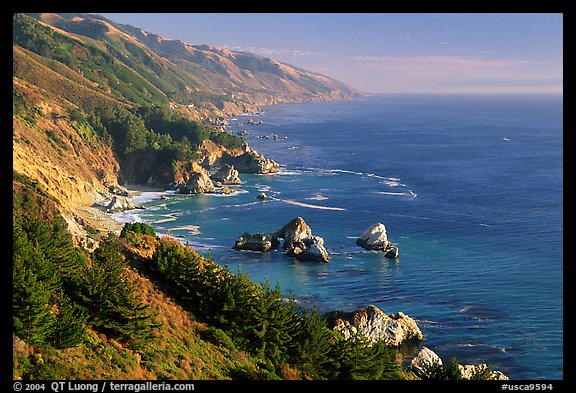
[{"x1": 73, "y1": 184, "x2": 166, "y2": 236}]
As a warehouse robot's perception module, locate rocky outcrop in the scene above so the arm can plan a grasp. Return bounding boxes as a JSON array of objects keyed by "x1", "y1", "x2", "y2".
[
  {"x1": 458, "y1": 364, "x2": 509, "y2": 380},
  {"x1": 327, "y1": 305, "x2": 423, "y2": 347},
  {"x1": 220, "y1": 186, "x2": 235, "y2": 195},
  {"x1": 274, "y1": 217, "x2": 329, "y2": 263},
  {"x1": 175, "y1": 161, "x2": 216, "y2": 194},
  {"x1": 210, "y1": 164, "x2": 241, "y2": 185},
  {"x1": 105, "y1": 195, "x2": 144, "y2": 213},
  {"x1": 233, "y1": 232, "x2": 280, "y2": 252},
  {"x1": 356, "y1": 223, "x2": 399, "y2": 258},
  {"x1": 408, "y1": 347, "x2": 509, "y2": 380},
  {"x1": 232, "y1": 216, "x2": 329, "y2": 262},
  {"x1": 220, "y1": 148, "x2": 279, "y2": 174},
  {"x1": 409, "y1": 346, "x2": 443, "y2": 378}
]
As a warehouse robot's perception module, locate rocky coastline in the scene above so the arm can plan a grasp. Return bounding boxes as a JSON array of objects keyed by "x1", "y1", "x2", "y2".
[{"x1": 68, "y1": 107, "x2": 508, "y2": 380}]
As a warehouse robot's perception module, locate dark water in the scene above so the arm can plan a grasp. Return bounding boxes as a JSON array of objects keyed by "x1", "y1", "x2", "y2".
[{"x1": 126, "y1": 94, "x2": 563, "y2": 379}]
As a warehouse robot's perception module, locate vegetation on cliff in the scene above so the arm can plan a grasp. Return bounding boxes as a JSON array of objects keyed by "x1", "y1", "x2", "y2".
[
  {"x1": 13, "y1": 174, "x2": 407, "y2": 380},
  {"x1": 13, "y1": 13, "x2": 497, "y2": 381}
]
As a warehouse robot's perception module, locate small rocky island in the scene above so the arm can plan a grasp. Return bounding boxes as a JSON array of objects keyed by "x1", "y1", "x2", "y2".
[
  {"x1": 356, "y1": 222, "x2": 399, "y2": 258},
  {"x1": 234, "y1": 216, "x2": 329, "y2": 263}
]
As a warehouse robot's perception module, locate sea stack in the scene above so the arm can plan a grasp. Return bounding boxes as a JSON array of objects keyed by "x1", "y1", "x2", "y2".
[
  {"x1": 274, "y1": 217, "x2": 329, "y2": 263},
  {"x1": 356, "y1": 223, "x2": 399, "y2": 258}
]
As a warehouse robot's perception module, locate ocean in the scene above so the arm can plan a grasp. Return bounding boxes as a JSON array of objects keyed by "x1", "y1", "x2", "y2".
[{"x1": 120, "y1": 94, "x2": 563, "y2": 379}]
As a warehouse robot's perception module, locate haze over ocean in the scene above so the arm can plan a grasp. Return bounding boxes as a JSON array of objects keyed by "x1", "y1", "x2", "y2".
[{"x1": 124, "y1": 94, "x2": 563, "y2": 379}]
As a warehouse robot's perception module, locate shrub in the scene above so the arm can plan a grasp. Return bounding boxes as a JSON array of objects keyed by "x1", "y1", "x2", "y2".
[{"x1": 120, "y1": 222, "x2": 156, "y2": 238}]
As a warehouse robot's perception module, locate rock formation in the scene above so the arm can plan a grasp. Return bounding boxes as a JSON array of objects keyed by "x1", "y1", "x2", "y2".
[
  {"x1": 105, "y1": 195, "x2": 144, "y2": 213},
  {"x1": 326, "y1": 304, "x2": 423, "y2": 347},
  {"x1": 409, "y1": 346, "x2": 443, "y2": 378},
  {"x1": 408, "y1": 346, "x2": 509, "y2": 380},
  {"x1": 220, "y1": 148, "x2": 279, "y2": 174},
  {"x1": 274, "y1": 217, "x2": 329, "y2": 263},
  {"x1": 356, "y1": 223, "x2": 399, "y2": 258},
  {"x1": 176, "y1": 169, "x2": 216, "y2": 194},
  {"x1": 210, "y1": 164, "x2": 241, "y2": 185},
  {"x1": 233, "y1": 232, "x2": 280, "y2": 252},
  {"x1": 458, "y1": 364, "x2": 509, "y2": 380},
  {"x1": 232, "y1": 216, "x2": 329, "y2": 262}
]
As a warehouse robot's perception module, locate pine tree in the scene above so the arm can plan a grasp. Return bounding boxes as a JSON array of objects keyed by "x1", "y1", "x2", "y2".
[
  {"x1": 246, "y1": 280, "x2": 297, "y2": 365},
  {"x1": 79, "y1": 235, "x2": 158, "y2": 350},
  {"x1": 13, "y1": 256, "x2": 55, "y2": 345},
  {"x1": 49, "y1": 292, "x2": 87, "y2": 349},
  {"x1": 291, "y1": 306, "x2": 334, "y2": 378}
]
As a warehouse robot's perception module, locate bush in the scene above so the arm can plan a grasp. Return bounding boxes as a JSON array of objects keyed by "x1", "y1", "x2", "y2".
[
  {"x1": 120, "y1": 222, "x2": 156, "y2": 238},
  {"x1": 204, "y1": 327, "x2": 236, "y2": 352}
]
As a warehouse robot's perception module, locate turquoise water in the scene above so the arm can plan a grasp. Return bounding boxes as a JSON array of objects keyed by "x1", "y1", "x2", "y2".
[{"x1": 121, "y1": 94, "x2": 563, "y2": 379}]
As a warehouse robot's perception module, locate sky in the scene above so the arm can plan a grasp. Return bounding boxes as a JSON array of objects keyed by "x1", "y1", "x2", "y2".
[{"x1": 98, "y1": 13, "x2": 563, "y2": 94}]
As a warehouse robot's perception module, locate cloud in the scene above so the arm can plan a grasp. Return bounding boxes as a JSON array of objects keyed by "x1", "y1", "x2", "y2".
[
  {"x1": 222, "y1": 45, "x2": 323, "y2": 58},
  {"x1": 347, "y1": 55, "x2": 545, "y2": 73}
]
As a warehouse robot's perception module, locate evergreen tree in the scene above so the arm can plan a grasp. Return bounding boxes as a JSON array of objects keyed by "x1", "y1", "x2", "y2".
[
  {"x1": 79, "y1": 235, "x2": 158, "y2": 350},
  {"x1": 13, "y1": 255, "x2": 55, "y2": 345},
  {"x1": 246, "y1": 281, "x2": 297, "y2": 365},
  {"x1": 291, "y1": 306, "x2": 333, "y2": 378},
  {"x1": 48, "y1": 292, "x2": 87, "y2": 349}
]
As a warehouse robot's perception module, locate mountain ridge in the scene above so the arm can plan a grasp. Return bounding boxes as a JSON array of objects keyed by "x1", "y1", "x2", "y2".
[{"x1": 13, "y1": 12, "x2": 363, "y2": 244}]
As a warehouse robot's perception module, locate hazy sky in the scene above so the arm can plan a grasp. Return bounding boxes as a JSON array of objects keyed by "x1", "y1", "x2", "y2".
[{"x1": 99, "y1": 13, "x2": 563, "y2": 94}]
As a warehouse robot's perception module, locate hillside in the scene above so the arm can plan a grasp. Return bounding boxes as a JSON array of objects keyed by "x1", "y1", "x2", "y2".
[
  {"x1": 18, "y1": 13, "x2": 362, "y2": 122},
  {"x1": 13, "y1": 13, "x2": 417, "y2": 382},
  {"x1": 13, "y1": 12, "x2": 361, "y2": 240}
]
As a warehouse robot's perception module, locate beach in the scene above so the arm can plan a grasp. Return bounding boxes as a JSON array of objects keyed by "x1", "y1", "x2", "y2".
[{"x1": 73, "y1": 184, "x2": 166, "y2": 237}]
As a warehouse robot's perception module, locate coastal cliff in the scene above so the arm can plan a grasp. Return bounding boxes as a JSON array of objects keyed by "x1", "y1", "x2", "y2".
[{"x1": 12, "y1": 12, "x2": 360, "y2": 245}]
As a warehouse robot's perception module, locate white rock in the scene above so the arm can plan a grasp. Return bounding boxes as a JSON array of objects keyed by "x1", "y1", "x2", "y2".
[
  {"x1": 410, "y1": 346, "x2": 443, "y2": 378},
  {"x1": 356, "y1": 223, "x2": 390, "y2": 250}
]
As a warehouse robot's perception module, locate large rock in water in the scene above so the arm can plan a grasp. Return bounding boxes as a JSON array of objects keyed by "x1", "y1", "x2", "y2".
[
  {"x1": 106, "y1": 195, "x2": 144, "y2": 213},
  {"x1": 356, "y1": 223, "x2": 399, "y2": 258},
  {"x1": 274, "y1": 217, "x2": 329, "y2": 263},
  {"x1": 210, "y1": 164, "x2": 241, "y2": 185},
  {"x1": 327, "y1": 305, "x2": 423, "y2": 346},
  {"x1": 233, "y1": 232, "x2": 279, "y2": 252}
]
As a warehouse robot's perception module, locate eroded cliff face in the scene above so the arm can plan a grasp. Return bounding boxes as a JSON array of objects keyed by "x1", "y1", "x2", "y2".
[{"x1": 13, "y1": 77, "x2": 124, "y2": 241}]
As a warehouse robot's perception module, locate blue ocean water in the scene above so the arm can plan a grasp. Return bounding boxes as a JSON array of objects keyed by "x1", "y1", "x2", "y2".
[{"x1": 125, "y1": 94, "x2": 563, "y2": 380}]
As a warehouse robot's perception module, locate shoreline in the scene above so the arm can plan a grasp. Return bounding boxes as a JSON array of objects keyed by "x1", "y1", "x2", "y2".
[{"x1": 73, "y1": 184, "x2": 167, "y2": 237}]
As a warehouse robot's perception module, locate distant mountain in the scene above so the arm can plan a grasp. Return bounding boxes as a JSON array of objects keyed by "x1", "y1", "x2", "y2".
[
  {"x1": 16, "y1": 13, "x2": 362, "y2": 122},
  {"x1": 13, "y1": 12, "x2": 362, "y2": 241}
]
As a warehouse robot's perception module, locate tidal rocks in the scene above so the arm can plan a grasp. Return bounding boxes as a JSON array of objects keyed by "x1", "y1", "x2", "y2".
[
  {"x1": 210, "y1": 164, "x2": 241, "y2": 185},
  {"x1": 257, "y1": 192, "x2": 268, "y2": 200},
  {"x1": 220, "y1": 148, "x2": 279, "y2": 174},
  {"x1": 327, "y1": 304, "x2": 423, "y2": 347},
  {"x1": 234, "y1": 232, "x2": 279, "y2": 252},
  {"x1": 105, "y1": 195, "x2": 144, "y2": 213},
  {"x1": 458, "y1": 364, "x2": 509, "y2": 380},
  {"x1": 220, "y1": 186, "x2": 235, "y2": 195},
  {"x1": 274, "y1": 217, "x2": 329, "y2": 263},
  {"x1": 356, "y1": 223, "x2": 399, "y2": 258}
]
